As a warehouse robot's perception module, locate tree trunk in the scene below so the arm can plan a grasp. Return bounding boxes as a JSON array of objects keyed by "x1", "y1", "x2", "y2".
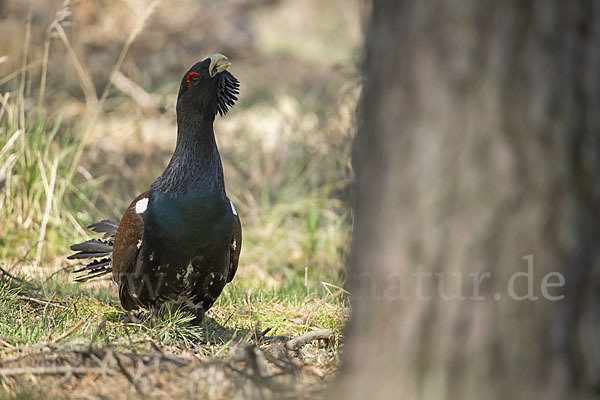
[{"x1": 341, "y1": 1, "x2": 600, "y2": 399}]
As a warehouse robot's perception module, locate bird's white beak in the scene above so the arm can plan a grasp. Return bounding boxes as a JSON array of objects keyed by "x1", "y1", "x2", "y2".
[{"x1": 209, "y1": 54, "x2": 231, "y2": 77}]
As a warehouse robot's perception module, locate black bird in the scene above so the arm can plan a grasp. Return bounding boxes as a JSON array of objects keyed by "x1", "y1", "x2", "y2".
[{"x1": 68, "y1": 54, "x2": 242, "y2": 322}]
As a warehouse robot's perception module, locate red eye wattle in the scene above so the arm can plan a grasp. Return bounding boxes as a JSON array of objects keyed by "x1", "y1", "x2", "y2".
[{"x1": 186, "y1": 72, "x2": 201, "y2": 88}]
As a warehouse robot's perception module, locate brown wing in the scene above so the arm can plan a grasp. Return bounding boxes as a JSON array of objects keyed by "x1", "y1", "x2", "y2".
[
  {"x1": 112, "y1": 191, "x2": 148, "y2": 310},
  {"x1": 227, "y1": 200, "x2": 242, "y2": 283}
]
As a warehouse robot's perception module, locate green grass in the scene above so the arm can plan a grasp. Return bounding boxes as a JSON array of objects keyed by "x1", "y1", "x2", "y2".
[{"x1": 0, "y1": 272, "x2": 347, "y2": 354}]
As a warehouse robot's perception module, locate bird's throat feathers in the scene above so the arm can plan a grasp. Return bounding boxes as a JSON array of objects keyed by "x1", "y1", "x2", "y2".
[{"x1": 151, "y1": 115, "x2": 225, "y2": 194}]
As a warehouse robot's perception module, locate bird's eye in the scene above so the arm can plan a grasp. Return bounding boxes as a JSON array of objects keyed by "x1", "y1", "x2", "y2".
[{"x1": 186, "y1": 72, "x2": 201, "y2": 88}]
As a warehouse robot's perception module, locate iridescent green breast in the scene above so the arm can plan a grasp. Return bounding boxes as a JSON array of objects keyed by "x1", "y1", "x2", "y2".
[{"x1": 145, "y1": 189, "x2": 233, "y2": 246}]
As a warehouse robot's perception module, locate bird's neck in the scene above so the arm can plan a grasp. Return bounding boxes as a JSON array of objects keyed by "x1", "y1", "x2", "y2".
[{"x1": 151, "y1": 112, "x2": 225, "y2": 194}]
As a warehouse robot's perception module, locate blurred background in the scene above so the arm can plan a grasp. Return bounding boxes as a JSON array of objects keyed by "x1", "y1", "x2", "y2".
[{"x1": 0, "y1": 0, "x2": 367, "y2": 292}]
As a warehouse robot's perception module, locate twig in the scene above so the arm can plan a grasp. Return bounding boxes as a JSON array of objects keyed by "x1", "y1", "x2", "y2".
[
  {"x1": 0, "y1": 342, "x2": 51, "y2": 362},
  {"x1": 149, "y1": 340, "x2": 165, "y2": 355},
  {"x1": 17, "y1": 295, "x2": 69, "y2": 310},
  {"x1": 9, "y1": 243, "x2": 39, "y2": 273},
  {"x1": 0, "y1": 366, "x2": 112, "y2": 377},
  {"x1": 41, "y1": 265, "x2": 74, "y2": 285},
  {"x1": 0, "y1": 265, "x2": 29, "y2": 285},
  {"x1": 110, "y1": 323, "x2": 153, "y2": 334},
  {"x1": 53, "y1": 369, "x2": 73, "y2": 388},
  {"x1": 285, "y1": 329, "x2": 333, "y2": 350},
  {"x1": 88, "y1": 319, "x2": 106, "y2": 349},
  {"x1": 114, "y1": 353, "x2": 146, "y2": 396},
  {"x1": 243, "y1": 345, "x2": 266, "y2": 387},
  {"x1": 320, "y1": 281, "x2": 350, "y2": 295},
  {"x1": 121, "y1": 324, "x2": 136, "y2": 353},
  {"x1": 45, "y1": 325, "x2": 59, "y2": 342},
  {"x1": 51, "y1": 320, "x2": 85, "y2": 344},
  {"x1": 258, "y1": 327, "x2": 272, "y2": 339}
]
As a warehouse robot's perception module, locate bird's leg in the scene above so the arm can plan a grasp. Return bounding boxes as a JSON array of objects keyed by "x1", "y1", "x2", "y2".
[
  {"x1": 122, "y1": 310, "x2": 142, "y2": 324},
  {"x1": 191, "y1": 308, "x2": 205, "y2": 325}
]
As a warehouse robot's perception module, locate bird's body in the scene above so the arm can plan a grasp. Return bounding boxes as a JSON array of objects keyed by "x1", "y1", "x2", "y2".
[{"x1": 69, "y1": 55, "x2": 241, "y2": 322}]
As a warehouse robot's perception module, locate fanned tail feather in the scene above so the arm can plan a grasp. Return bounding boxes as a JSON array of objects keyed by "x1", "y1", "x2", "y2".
[
  {"x1": 68, "y1": 220, "x2": 118, "y2": 282},
  {"x1": 88, "y1": 219, "x2": 119, "y2": 239},
  {"x1": 68, "y1": 238, "x2": 112, "y2": 259}
]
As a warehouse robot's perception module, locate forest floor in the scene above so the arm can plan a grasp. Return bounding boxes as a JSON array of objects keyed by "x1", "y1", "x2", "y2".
[{"x1": 0, "y1": 266, "x2": 347, "y2": 399}]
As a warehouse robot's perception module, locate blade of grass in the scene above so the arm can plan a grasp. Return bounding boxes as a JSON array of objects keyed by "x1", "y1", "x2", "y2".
[{"x1": 34, "y1": 155, "x2": 58, "y2": 266}]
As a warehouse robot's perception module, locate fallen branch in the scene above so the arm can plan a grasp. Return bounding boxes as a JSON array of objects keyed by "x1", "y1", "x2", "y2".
[
  {"x1": 286, "y1": 329, "x2": 334, "y2": 350},
  {"x1": 115, "y1": 352, "x2": 146, "y2": 396},
  {"x1": 0, "y1": 366, "x2": 112, "y2": 377},
  {"x1": 18, "y1": 295, "x2": 69, "y2": 310},
  {"x1": 88, "y1": 319, "x2": 106, "y2": 349},
  {"x1": 45, "y1": 325, "x2": 59, "y2": 342},
  {"x1": 51, "y1": 320, "x2": 85, "y2": 344},
  {"x1": 0, "y1": 265, "x2": 29, "y2": 285}
]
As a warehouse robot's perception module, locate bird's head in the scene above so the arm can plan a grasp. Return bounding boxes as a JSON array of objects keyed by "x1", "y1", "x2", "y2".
[{"x1": 176, "y1": 54, "x2": 240, "y2": 118}]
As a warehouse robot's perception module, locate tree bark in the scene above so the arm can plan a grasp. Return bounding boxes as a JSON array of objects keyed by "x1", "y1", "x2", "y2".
[{"x1": 341, "y1": 1, "x2": 600, "y2": 399}]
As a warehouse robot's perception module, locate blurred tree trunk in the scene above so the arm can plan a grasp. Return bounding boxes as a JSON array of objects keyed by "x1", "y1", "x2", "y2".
[{"x1": 341, "y1": 1, "x2": 600, "y2": 399}]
